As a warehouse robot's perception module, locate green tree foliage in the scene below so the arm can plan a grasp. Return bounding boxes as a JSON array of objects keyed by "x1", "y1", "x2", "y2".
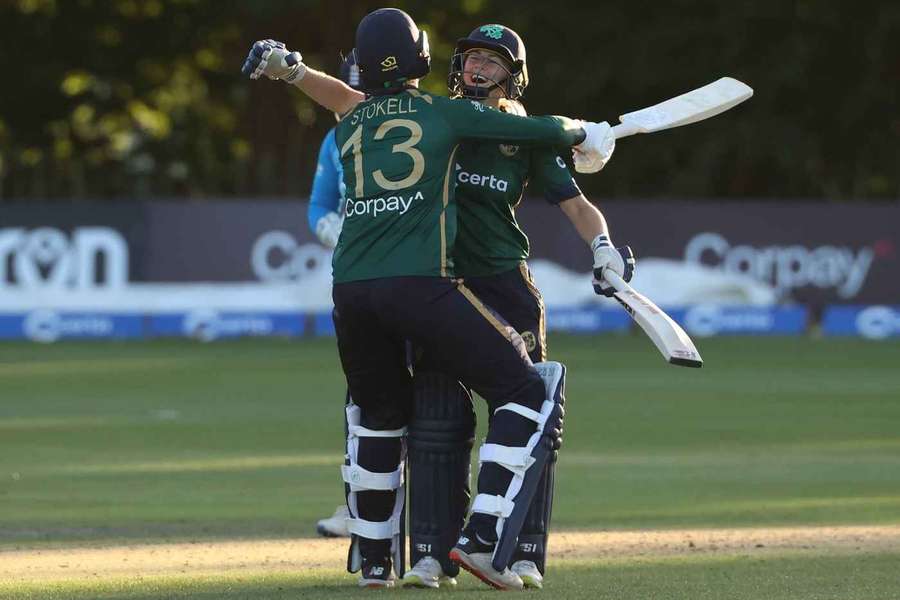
[{"x1": 0, "y1": 0, "x2": 896, "y2": 201}]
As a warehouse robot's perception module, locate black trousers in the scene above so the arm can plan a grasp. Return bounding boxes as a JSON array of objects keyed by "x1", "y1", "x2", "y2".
[
  {"x1": 333, "y1": 276, "x2": 545, "y2": 556},
  {"x1": 464, "y1": 262, "x2": 546, "y2": 364}
]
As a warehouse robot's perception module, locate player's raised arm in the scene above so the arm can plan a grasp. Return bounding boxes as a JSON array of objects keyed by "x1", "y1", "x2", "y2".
[
  {"x1": 436, "y1": 96, "x2": 615, "y2": 172},
  {"x1": 241, "y1": 39, "x2": 365, "y2": 115},
  {"x1": 528, "y1": 148, "x2": 635, "y2": 296},
  {"x1": 558, "y1": 194, "x2": 634, "y2": 297}
]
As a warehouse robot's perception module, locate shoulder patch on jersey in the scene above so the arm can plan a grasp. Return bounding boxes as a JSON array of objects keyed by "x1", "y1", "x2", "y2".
[{"x1": 499, "y1": 144, "x2": 519, "y2": 157}]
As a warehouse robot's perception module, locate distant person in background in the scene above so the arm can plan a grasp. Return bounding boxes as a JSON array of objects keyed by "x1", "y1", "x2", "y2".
[
  {"x1": 307, "y1": 53, "x2": 362, "y2": 539},
  {"x1": 306, "y1": 53, "x2": 362, "y2": 251}
]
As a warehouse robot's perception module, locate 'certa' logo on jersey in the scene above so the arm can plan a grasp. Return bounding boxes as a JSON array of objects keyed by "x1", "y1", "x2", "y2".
[
  {"x1": 345, "y1": 191, "x2": 423, "y2": 218},
  {"x1": 456, "y1": 164, "x2": 509, "y2": 192}
]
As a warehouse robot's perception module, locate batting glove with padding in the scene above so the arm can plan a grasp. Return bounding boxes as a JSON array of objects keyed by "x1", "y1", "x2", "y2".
[
  {"x1": 572, "y1": 121, "x2": 615, "y2": 173},
  {"x1": 591, "y1": 234, "x2": 635, "y2": 296},
  {"x1": 241, "y1": 39, "x2": 306, "y2": 83}
]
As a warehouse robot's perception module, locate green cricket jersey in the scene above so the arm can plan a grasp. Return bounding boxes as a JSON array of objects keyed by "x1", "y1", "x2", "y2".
[
  {"x1": 453, "y1": 141, "x2": 581, "y2": 277},
  {"x1": 332, "y1": 89, "x2": 583, "y2": 283}
]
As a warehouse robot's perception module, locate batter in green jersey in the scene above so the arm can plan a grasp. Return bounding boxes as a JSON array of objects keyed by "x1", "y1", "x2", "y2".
[
  {"x1": 452, "y1": 136, "x2": 579, "y2": 277},
  {"x1": 331, "y1": 90, "x2": 584, "y2": 283}
]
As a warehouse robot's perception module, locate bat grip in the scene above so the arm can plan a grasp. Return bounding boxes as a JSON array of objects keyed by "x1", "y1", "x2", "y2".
[
  {"x1": 612, "y1": 121, "x2": 643, "y2": 139},
  {"x1": 602, "y1": 270, "x2": 630, "y2": 293}
]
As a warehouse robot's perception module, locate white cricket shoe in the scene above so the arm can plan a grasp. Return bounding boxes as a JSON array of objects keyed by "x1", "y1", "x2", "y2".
[
  {"x1": 511, "y1": 560, "x2": 544, "y2": 589},
  {"x1": 402, "y1": 556, "x2": 458, "y2": 589},
  {"x1": 449, "y1": 534, "x2": 523, "y2": 590},
  {"x1": 316, "y1": 505, "x2": 350, "y2": 537}
]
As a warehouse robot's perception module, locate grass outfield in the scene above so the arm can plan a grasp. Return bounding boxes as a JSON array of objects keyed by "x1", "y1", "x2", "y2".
[{"x1": 1, "y1": 335, "x2": 899, "y2": 598}]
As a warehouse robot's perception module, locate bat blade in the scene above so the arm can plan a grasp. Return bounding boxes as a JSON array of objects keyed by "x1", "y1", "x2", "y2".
[
  {"x1": 614, "y1": 77, "x2": 752, "y2": 138},
  {"x1": 603, "y1": 272, "x2": 703, "y2": 368}
]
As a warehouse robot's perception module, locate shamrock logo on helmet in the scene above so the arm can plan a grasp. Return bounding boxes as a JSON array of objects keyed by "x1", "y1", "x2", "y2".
[{"x1": 479, "y1": 24, "x2": 505, "y2": 39}]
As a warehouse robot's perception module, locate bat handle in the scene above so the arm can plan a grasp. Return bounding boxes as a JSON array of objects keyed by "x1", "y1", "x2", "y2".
[
  {"x1": 612, "y1": 121, "x2": 643, "y2": 139},
  {"x1": 602, "y1": 270, "x2": 630, "y2": 293}
]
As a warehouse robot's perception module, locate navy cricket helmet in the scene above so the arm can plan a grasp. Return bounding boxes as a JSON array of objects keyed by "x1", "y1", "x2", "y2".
[
  {"x1": 448, "y1": 24, "x2": 529, "y2": 100},
  {"x1": 353, "y1": 8, "x2": 431, "y2": 95}
]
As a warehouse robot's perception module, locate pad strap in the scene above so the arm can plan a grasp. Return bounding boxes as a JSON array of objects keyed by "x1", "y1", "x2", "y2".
[
  {"x1": 347, "y1": 516, "x2": 398, "y2": 540},
  {"x1": 348, "y1": 424, "x2": 407, "y2": 438},
  {"x1": 341, "y1": 463, "x2": 404, "y2": 491},
  {"x1": 471, "y1": 493, "x2": 515, "y2": 518},
  {"x1": 479, "y1": 443, "x2": 535, "y2": 476},
  {"x1": 494, "y1": 402, "x2": 543, "y2": 424}
]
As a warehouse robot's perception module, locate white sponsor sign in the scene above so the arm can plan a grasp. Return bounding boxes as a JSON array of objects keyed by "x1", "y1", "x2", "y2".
[
  {"x1": 183, "y1": 309, "x2": 275, "y2": 342},
  {"x1": 856, "y1": 306, "x2": 900, "y2": 340},
  {"x1": 251, "y1": 231, "x2": 332, "y2": 283},
  {"x1": 23, "y1": 309, "x2": 115, "y2": 343},
  {"x1": 0, "y1": 227, "x2": 128, "y2": 289},
  {"x1": 684, "y1": 232, "x2": 873, "y2": 299},
  {"x1": 683, "y1": 305, "x2": 773, "y2": 337}
]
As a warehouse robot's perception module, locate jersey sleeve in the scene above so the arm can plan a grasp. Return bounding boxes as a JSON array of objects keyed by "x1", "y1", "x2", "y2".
[
  {"x1": 529, "y1": 148, "x2": 582, "y2": 205},
  {"x1": 437, "y1": 96, "x2": 584, "y2": 148},
  {"x1": 307, "y1": 128, "x2": 343, "y2": 233}
]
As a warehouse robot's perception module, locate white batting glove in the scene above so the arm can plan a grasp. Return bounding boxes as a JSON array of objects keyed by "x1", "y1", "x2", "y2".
[
  {"x1": 572, "y1": 121, "x2": 615, "y2": 173},
  {"x1": 315, "y1": 212, "x2": 344, "y2": 249},
  {"x1": 591, "y1": 234, "x2": 636, "y2": 297},
  {"x1": 241, "y1": 39, "x2": 307, "y2": 83}
]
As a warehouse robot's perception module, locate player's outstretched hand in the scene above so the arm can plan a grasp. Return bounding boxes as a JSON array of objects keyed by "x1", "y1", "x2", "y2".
[
  {"x1": 241, "y1": 39, "x2": 306, "y2": 83},
  {"x1": 572, "y1": 121, "x2": 615, "y2": 173},
  {"x1": 591, "y1": 234, "x2": 635, "y2": 296}
]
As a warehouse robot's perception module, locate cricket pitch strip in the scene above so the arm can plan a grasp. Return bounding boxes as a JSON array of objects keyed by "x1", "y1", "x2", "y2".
[{"x1": 3, "y1": 525, "x2": 899, "y2": 583}]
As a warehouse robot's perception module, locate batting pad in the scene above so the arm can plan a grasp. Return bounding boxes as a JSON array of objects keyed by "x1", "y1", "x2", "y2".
[
  {"x1": 469, "y1": 360, "x2": 566, "y2": 572},
  {"x1": 343, "y1": 403, "x2": 407, "y2": 576}
]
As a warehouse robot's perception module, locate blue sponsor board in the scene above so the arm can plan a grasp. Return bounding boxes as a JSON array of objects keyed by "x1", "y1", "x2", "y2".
[
  {"x1": 313, "y1": 312, "x2": 336, "y2": 337},
  {"x1": 545, "y1": 306, "x2": 631, "y2": 333},
  {"x1": 149, "y1": 311, "x2": 305, "y2": 341},
  {"x1": 822, "y1": 305, "x2": 900, "y2": 339},
  {"x1": 313, "y1": 308, "x2": 630, "y2": 337},
  {"x1": 0, "y1": 311, "x2": 144, "y2": 342},
  {"x1": 665, "y1": 305, "x2": 808, "y2": 337}
]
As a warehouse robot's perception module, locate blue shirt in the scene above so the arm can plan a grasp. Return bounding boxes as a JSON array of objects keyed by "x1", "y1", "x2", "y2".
[{"x1": 307, "y1": 127, "x2": 345, "y2": 233}]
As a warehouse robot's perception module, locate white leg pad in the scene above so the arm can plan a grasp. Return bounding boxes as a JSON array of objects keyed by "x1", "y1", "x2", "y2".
[
  {"x1": 344, "y1": 403, "x2": 406, "y2": 575},
  {"x1": 471, "y1": 361, "x2": 566, "y2": 557}
]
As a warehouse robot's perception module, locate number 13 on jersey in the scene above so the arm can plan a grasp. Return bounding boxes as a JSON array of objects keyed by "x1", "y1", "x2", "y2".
[{"x1": 340, "y1": 118, "x2": 425, "y2": 198}]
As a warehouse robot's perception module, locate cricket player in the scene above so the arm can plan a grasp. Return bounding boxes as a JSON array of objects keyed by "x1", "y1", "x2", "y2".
[
  {"x1": 244, "y1": 8, "x2": 618, "y2": 590},
  {"x1": 401, "y1": 25, "x2": 633, "y2": 590}
]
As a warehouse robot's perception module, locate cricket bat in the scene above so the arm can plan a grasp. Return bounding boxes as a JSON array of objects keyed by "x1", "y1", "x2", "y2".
[
  {"x1": 603, "y1": 271, "x2": 703, "y2": 368},
  {"x1": 612, "y1": 77, "x2": 752, "y2": 139}
]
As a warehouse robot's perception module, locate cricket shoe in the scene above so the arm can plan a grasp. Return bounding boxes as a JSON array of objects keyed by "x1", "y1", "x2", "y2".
[
  {"x1": 402, "y1": 556, "x2": 458, "y2": 589},
  {"x1": 358, "y1": 557, "x2": 395, "y2": 588},
  {"x1": 449, "y1": 530, "x2": 523, "y2": 590},
  {"x1": 315, "y1": 505, "x2": 350, "y2": 537},
  {"x1": 511, "y1": 560, "x2": 543, "y2": 589}
]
